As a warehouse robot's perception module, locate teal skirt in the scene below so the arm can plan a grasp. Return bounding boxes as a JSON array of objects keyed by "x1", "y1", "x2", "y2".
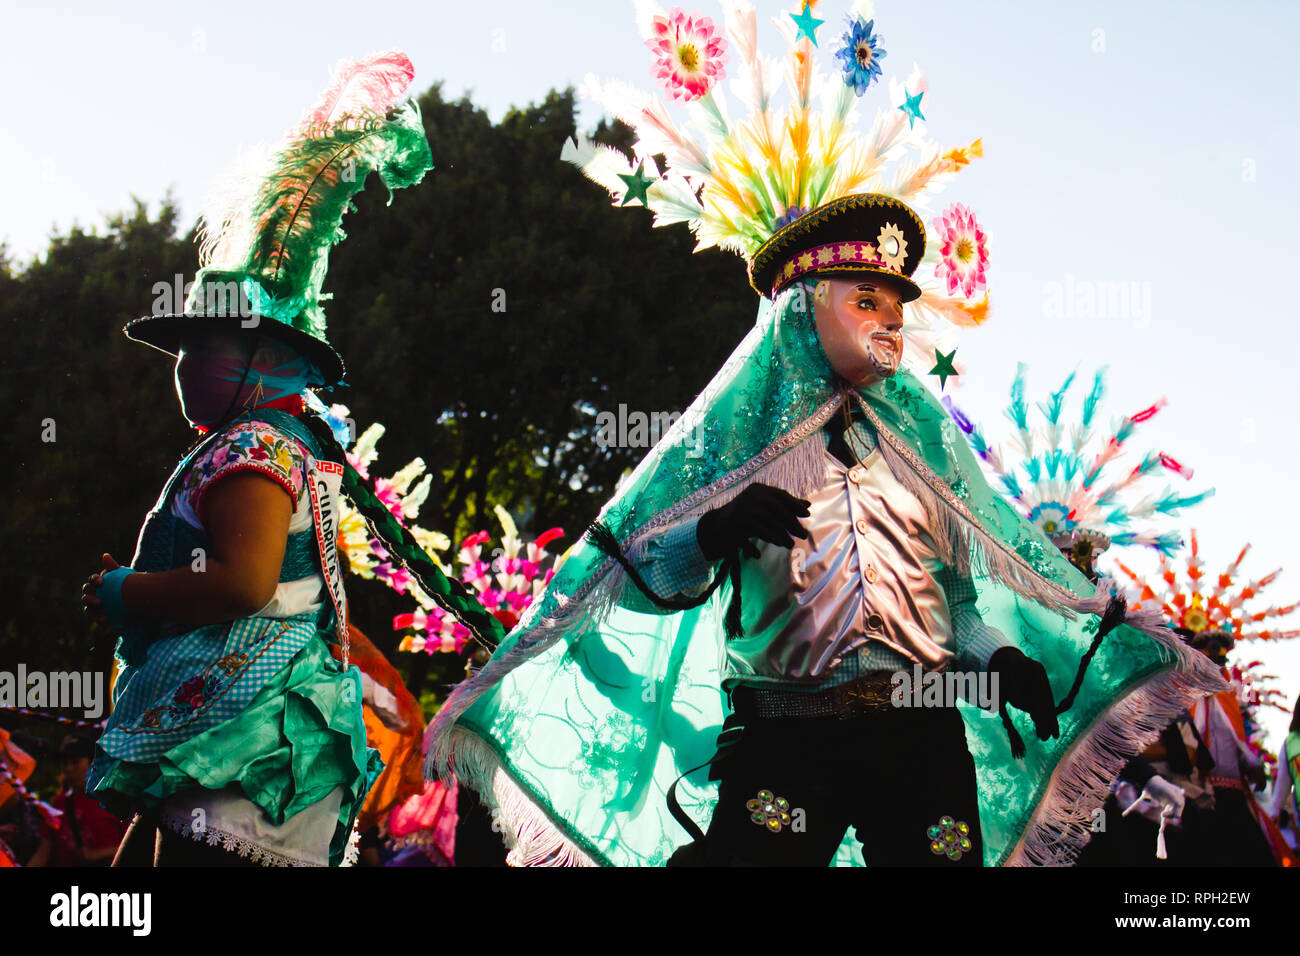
[{"x1": 90, "y1": 636, "x2": 382, "y2": 866}]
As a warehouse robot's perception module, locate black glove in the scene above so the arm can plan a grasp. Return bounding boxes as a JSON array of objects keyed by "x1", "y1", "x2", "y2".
[
  {"x1": 990, "y1": 646, "x2": 1060, "y2": 756},
  {"x1": 696, "y1": 483, "x2": 811, "y2": 561}
]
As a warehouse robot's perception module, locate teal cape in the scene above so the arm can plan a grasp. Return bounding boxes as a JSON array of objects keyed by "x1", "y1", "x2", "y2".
[{"x1": 427, "y1": 281, "x2": 1222, "y2": 866}]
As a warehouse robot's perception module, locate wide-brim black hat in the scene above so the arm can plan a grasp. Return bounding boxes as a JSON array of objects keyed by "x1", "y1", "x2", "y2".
[
  {"x1": 124, "y1": 310, "x2": 344, "y2": 387},
  {"x1": 748, "y1": 193, "x2": 927, "y2": 301}
]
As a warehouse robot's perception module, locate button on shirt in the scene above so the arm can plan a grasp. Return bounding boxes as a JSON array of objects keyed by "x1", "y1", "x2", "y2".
[{"x1": 634, "y1": 420, "x2": 1008, "y2": 689}]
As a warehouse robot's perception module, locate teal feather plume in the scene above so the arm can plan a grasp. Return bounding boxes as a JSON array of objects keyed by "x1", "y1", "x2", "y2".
[{"x1": 247, "y1": 100, "x2": 432, "y2": 326}]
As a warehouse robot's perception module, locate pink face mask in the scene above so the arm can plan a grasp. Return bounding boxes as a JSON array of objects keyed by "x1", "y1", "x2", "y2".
[
  {"x1": 174, "y1": 333, "x2": 318, "y2": 428},
  {"x1": 812, "y1": 278, "x2": 906, "y2": 387}
]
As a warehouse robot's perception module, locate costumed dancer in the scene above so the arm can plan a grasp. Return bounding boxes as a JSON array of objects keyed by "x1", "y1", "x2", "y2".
[
  {"x1": 1217, "y1": 656, "x2": 1296, "y2": 864},
  {"x1": 426, "y1": 1, "x2": 1223, "y2": 867},
  {"x1": 1117, "y1": 533, "x2": 1299, "y2": 865},
  {"x1": 944, "y1": 364, "x2": 1217, "y2": 863},
  {"x1": 1271, "y1": 694, "x2": 1300, "y2": 852},
  {"x1": 27, "y1": 736, "x2": 127, "y2": 867},
  {"x1": 0, "y1": 728, "x2": 60, "y2": 866},
  {"x1": 80, "y1": 52, "x2": 498, "y2": 866}
]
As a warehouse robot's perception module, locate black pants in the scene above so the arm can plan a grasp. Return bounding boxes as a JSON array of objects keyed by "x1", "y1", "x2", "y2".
[
  {"x1": 674, "y1": 702, "x2": 984, "y2": 866},
  {"x1": 1203, "y1": 790, "x2": 1277, "y2": 866}
]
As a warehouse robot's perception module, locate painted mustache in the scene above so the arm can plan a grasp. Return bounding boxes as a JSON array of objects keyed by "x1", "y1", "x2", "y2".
[{"x1": 859, "y1": 329, "x2": 903, "y2": 372}]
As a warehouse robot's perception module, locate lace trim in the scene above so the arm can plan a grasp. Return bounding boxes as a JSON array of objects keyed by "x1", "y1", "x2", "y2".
[
  {"x1": 340, "y1": 823, "x2": 361, "y2": 867},
  {"x1": 160, "y1": 810, "x2": 318, "y2": 867}
]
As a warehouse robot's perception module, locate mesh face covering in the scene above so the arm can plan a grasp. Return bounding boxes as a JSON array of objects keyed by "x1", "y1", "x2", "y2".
[
  {"x1": 427, "y1": 281, "x2": 1223, "y2": 867},
  {"x1": 175, "y1": 334, "x2": 323, "y2": 428}
]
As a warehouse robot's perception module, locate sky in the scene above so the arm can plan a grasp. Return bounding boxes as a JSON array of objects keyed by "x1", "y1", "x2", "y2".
[{"x1": 2, "y1": 0, "x2": 1298, "y2": 752}]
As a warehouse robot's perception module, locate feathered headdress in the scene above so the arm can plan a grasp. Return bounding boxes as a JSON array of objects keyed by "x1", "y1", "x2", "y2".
[
  {"x1": 1116, "y1": 530, "x2": 1300, "y2": 642},
  {"x1": 125, "y1": 51, "x2": 433, "y2": 386},
  {"x1": 944, "y1": 364, "x2": 1212, "y2": 561},
  {"x1": 562, "y1": 0, "x2": 989, "y2": 375}
]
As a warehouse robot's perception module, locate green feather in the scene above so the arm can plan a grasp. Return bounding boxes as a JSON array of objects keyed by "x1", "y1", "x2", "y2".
[{"x1": 243, "y1": 101, "x2": 432, "y2": 333}]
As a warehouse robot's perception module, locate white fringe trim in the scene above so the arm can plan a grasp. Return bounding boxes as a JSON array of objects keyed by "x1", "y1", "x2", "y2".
[
  {"x1": 442, "y1": 727, "x2": 598, "y2": 867},
  {"x1": 1004, "y1": 606, "x2": 1226, "y2": 866}
]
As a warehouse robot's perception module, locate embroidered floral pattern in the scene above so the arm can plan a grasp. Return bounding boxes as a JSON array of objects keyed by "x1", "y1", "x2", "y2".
[
  {"x1": 215, "y1": 652, "x2": 248, "y2": 675},
  {"x1": 124, "y1": 623, "x2": 291, "y2": 735},
  {"x1": 179, "y1": 420, "x2": 309, "y2": 522},
  {"x1": 173, "y1": 674, "x2": 221, "y2": 712}
]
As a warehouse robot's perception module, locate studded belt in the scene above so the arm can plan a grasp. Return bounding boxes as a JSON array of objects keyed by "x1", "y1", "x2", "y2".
[{"x1": 735, "y1": 670, "x2": 896, "y2": 720}]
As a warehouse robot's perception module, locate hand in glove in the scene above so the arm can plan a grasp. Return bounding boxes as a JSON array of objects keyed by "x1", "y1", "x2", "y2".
[
  {"x1": 696, "y1": 483, "x2": 811, "y2": 561},
  {"x1": 989, "y1": 646, "x2": 1060, "y2": 756}
]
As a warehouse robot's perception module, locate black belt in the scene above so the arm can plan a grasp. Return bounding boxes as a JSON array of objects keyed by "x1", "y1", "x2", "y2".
[{"x1": 732, "y1": 670, "x2": 896, "y2": 720}]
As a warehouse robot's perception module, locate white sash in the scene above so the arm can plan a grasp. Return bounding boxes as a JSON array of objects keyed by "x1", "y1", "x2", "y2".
[{"x1": 306, "y1": 457, "x2": 350, "y2": 666}]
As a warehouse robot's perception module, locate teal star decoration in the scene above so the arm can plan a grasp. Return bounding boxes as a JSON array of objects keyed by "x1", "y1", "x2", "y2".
[
  {"x1": 930, "y1": 348, "x2": 958, "y2": 389},
  {"x1": 618, "y1": 161, "x2": 655, "y2": 206},
  {"x1": 899, "y1": 87, "x2": 926, "y2": 128},
  {"x1": 790, "y1": 3, "x2": 825, "y2": 45}
]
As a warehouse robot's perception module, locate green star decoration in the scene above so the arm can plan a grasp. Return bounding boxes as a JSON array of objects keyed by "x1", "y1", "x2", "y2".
[
  {"x1": 899, "y1": 87, "x2": 926, "y2": 128},
  {"x1": 790, "y1": 3, "x2": 824, "y2": 46},
  {"x1": 930, "y1": 348, "x2": 958, "y2": 389},
  {"x1": 618, "y1": 161, "x2": 655, "y2": 206}
]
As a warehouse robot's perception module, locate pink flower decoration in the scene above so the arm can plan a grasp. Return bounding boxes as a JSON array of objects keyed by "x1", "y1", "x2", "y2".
[
  {"x1": 647, "y1": 8, "x2": 728, "y2": 102},
  {"x1": 174, "y1": 677, "x2": 205, "y2": 708},
  {"x1": 933, "y1": 203, "x2": 989, "y2": 299},
  {"x1": 372, "y1": 478, "x2": 405, "y2": 520},
  {"x1": 534, "y1": 527, "x2": 565, "y2": 551},
  {"x1": 461, "y1": 530, "x2": 491, "y2": 551},
  {"x1": 374, "y1": 562, "x2": 415, "y2": 594},
  {"x1": 393, "y1": 609, "x2": 428, "y2": 631}
]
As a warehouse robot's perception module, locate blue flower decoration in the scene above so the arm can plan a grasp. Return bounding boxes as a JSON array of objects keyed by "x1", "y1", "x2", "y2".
[
  {"x1": 322, "y1": 407, "x2": 354, "y2": 449},
  {"x1": 835, "y1": 17, "x2": 886, "y2": 96},
  {"x1": 1027, "y1": 501, "x2": 1078, "y2": 537}
]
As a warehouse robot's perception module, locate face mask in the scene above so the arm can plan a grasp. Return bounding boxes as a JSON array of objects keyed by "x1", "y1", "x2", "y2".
[
  {"x1": 812, "y1": 279, "x2": 904, "y2": 387},
  {"x1": 174, "y1": 333, "x2": 320, "y2": 428}
]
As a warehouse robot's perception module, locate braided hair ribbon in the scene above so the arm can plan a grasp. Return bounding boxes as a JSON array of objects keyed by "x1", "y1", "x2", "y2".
[{"x1": 298, "y1": 411, "x2": 508, "y2": 651}]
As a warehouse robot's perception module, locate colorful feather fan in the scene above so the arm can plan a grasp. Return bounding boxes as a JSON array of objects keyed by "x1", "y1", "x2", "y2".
[
  {"x1": 1116, "y1": 530, "x2": 1300, "y2": 642},
  {"x1": 562, "y1": 1, "x2": 987, "y2": 373},
  {"x1": 944, "y1": 364, "x2": 1213, "y2": 556}
]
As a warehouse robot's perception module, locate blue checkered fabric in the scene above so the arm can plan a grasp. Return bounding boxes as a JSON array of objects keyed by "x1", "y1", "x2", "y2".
[{"x1": 92, "y1": 410, "x2": 333, "y2": 766}]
